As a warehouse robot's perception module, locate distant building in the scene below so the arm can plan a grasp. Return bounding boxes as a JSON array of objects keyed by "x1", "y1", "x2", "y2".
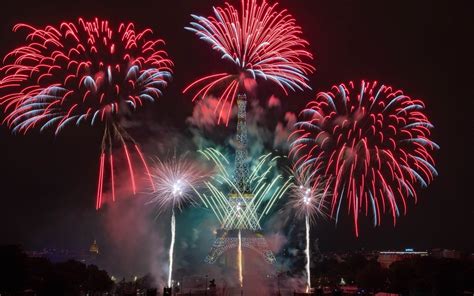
[
  {"x1": 377, "y1": 249, "x2": 428, "y2": 268},
  {"x1": 431, "y1": 248, "x2": 461, "y2": 259},
  {"x1": 340, "y1": 285, "x2": 359, "y2": 294},
  {"x1": 89, "y1": 240, "x2": 100, "y2": 254}
]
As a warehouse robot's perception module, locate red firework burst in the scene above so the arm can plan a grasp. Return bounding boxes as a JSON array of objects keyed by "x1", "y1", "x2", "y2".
[
  {"x1": 289, "y1": 80, "x2": 439, "y2": 236},
  {"x1": 184, "y1": 0, "x2": 314, "y2": 125},
  {"x1": 0, "y1": 18, "x2": 173, "y2": 209}
]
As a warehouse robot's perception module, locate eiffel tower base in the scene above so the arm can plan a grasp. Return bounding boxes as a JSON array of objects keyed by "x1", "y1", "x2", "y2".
[{"x1": 205, "y1": 229, "x2": 276, "y2": 264}]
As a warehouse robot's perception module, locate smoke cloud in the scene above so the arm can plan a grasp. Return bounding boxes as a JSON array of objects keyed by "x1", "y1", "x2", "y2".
[{"x1": 90, "y1": 92, "x2": 309, "y2": 293}]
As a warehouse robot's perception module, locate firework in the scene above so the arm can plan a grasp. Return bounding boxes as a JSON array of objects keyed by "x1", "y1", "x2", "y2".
[
  {"x1": 148, "y1": 155, "x2": 208, "y2": 288},
  {"x1": 287, "y1": 172, "x2": 328, "y2": 293},
  {"x1": 0, "y1": 18, "x2": 173, "y2": 208},
  {"x1": 149, "y1": 156, "x2": 208, "y2": 213},
  {"x1": 198, "y1": 147, "x2": 289, "y2": 276},
  {"x1": 289, "y1": 172, "x2": 328, "y2": 223},
  {"x1": 196, "y1": 148, "x2": 293, "y2": 231},
  {"x1": 290, "y1": 80, "x2": 439, "y2": 236},
  {"x1": 168, "y1": 210, "x2": 176, "y2": 289},
  {"x1": 184, "y1": 0, "x2": 314, "y2": 125},
  {"x1": 238, "y1": 229, "x2": 243, "y2": 288}
]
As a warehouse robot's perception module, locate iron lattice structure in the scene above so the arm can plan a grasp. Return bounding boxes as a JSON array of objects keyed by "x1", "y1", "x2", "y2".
[
  {"x1": 234, "y1": 95, "x2": 250, "y2": 194},
  {"x1": 206, "y1": 94, "x2": 276, "y2": 264}
]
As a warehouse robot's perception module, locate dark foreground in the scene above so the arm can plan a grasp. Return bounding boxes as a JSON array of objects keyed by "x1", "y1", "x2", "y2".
[{"x1": 1, "y1": 245, "x2": 473, "y2": 296}]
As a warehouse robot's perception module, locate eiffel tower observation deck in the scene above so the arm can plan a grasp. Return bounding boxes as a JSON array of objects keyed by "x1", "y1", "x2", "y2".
[{"x1": 206, "y1": 94, "x2": 276, "y2": 264}]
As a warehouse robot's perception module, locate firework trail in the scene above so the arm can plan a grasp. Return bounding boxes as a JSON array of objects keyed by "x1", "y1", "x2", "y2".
[
  {"x1": 290, "y1": 80, "x2": 438, "y2": 236},
  {"x1": 288, "y1": 172, "x2": 328, "y2": 293},
  {"x1": 184, "y1": 0, "x2": 314, "y2": 125},
  {"x1": 168, "y1": 209, "x2": 176, "y2": 288},
  {"x1": 196, "y1": 148, "x2": 293, "y2": 230},
  {"x1": 238, "y1": 229, "x2": 243, "y2": 288},
  {"x1": 305, "y1": 215, "x2": 310, "y2": 293},
  {"x1": 148, "y1": 155, "x2": 208, "y2": 288},
  {"x1": 0, "y1": 18, "x2": 173, "y2": 208}
]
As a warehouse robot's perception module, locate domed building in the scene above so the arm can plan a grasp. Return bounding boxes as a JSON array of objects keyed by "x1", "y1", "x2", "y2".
[{"x1": 89, "y1": 240, "x2": 99, "y2": 255}]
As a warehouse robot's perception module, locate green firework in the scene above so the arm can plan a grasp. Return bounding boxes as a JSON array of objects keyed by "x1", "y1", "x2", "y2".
[{"x1": 194, "y1": 147, "x2": 293, "y2": 230}]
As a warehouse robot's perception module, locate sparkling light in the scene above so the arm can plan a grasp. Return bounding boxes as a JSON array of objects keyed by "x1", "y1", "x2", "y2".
[
  {"x1": 184, "y1": 0, "x2": 314, "y2": 125},
  {"x1": 0, "y1": 18, "x2": 173, "y2": 208},
  {"x1": 196, "y1": 148, "x2": 293, "y2": 231},
  {"x1": 148, "y1": 155, "x2": 208, "y2": 289},
  {"x1": 290, "y1": 80, "x2": 439, "y2": 236},
  {"x1": 238, "y1": 230, "x2": 243, "y2": 288}
]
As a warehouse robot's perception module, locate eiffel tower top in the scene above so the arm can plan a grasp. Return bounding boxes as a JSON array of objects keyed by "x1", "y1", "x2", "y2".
[{"x1": 233, "y1": 93, "x2": 250, "y2": 195}]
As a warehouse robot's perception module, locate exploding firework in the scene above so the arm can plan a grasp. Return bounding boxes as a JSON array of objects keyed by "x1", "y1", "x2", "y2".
[
  {"x1": 184, "y1": 0, "x2": 314, "y2": 125},
  {"x1": 149, "y1": 156, "x2": 208, "y2": 213},
  {"x1": 290, "y1": 80, "x2": 439, "y2": 236},
  {"x1": 289, "y1": 172, "x2": 328, "y2": 223},
  {"x1": 198, "y1": 147, "x2": 292, "y2": 284},
  {"x1": 196, "y1": 148, "x2": 293, "y2": 231},
  {"x1": 0, "y1": 18, "x2": 173, "y2": 208},
  {"x1": 287, "y1": 172, "x2": 328, "y2": 293},
  {"x1": 148, "y1": 155, "x2": 208, "y2": 288}
]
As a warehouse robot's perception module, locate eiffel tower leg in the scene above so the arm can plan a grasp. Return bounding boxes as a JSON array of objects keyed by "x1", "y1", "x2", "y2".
[
  {"x1": 244, "y1": 236, "x2": 276, "y2": 264},
  {"x1": 205, "y1": 236, "x2": 238, "y2": 263},
  {"x1": 206, "y1": 231, "x2": 276, "y2": 264}
]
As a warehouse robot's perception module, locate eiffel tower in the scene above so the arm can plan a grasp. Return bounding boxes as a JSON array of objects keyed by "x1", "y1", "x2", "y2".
[{"x1": 205, "y1": 94, "x2": 276, "y2": 264}]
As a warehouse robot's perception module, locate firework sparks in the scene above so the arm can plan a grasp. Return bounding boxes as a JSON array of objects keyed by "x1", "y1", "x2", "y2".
[
  {"x1": 196, "y1": 148, "x2": 293, "y2": 230},
  {"x1": 149, "y1": 156, "x2": 207, "y2": 213},
  {"x1": 287, "y1": 172, "x2": 328, "y2": 293},
  {"x1": 148, "y1": 155, "x2": 208, "y2": 288},
  {"x1": 0, "y1": 18, "x2": 173, "y2": 208},
  {"x1": 289, "y1": 172, "x2": 328, "y2": 223},
  {"x1": 290, "y1": 80, "x2": 439, "y2": 236},
  {"x1": 184, "y1": 0, "x2": 314, "y2": 125}
]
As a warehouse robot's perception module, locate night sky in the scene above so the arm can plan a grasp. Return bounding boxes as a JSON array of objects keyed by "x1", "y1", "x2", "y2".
[{"x1": 0, "y1": 0, "x2": 472, "y2": 260}]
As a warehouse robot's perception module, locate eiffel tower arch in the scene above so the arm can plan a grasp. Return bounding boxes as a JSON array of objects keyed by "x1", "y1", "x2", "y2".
[
  {"x1": 206, "y1": 94, "x2": 276, "y2": 264},
  {"x1": 205, "y1": 229, "x2": 276, "y2": 264}
]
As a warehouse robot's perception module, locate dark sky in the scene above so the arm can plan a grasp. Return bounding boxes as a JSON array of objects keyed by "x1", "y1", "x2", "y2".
[{"x1": 0, "y1": 0, "x2": 472, "y2": 256}]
